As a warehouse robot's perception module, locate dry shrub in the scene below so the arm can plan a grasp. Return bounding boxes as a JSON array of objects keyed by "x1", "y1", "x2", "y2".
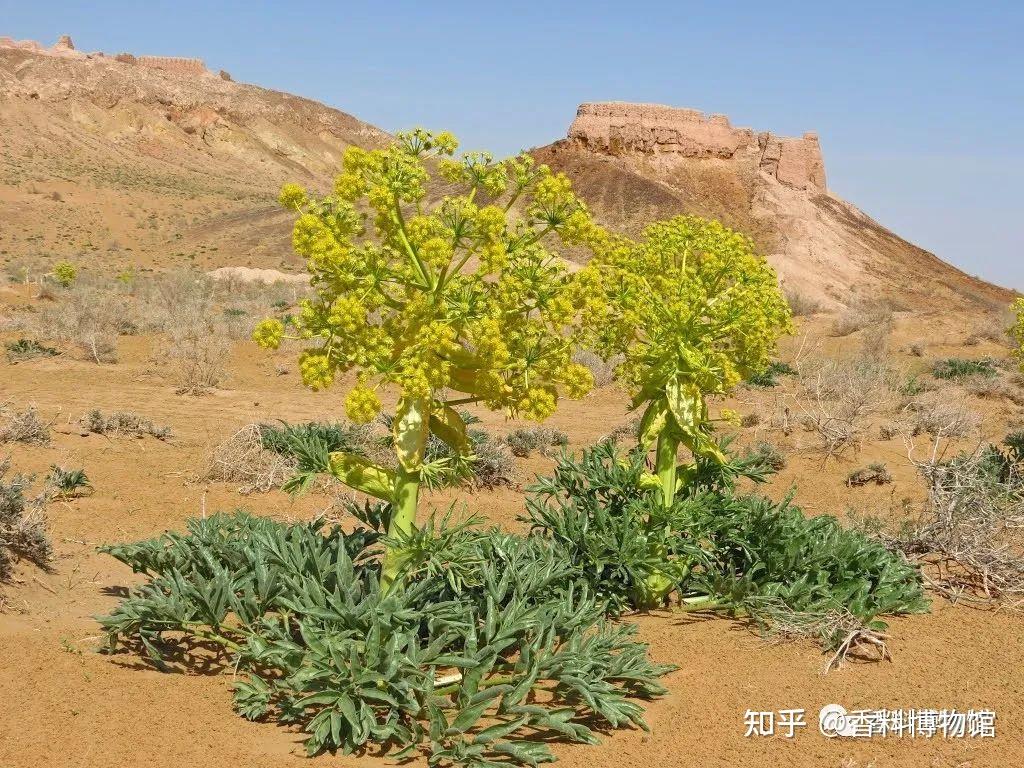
[
  {"x1": 964, "y1": 375, "x2": 1024, "y2": 406},
  {"x1": 81, "y1": 409, "x2": 172, "y2": 440},
  {"x1": 0, "y1": 405, "x2": 51, "y2": 445},
  {"x1": 907, "y1": 341, "x2": 926, "y2": 357},
  {"x1": 158, "y1": 321, "x2": 232, "y2": 395},
  {"x1": 899, "y1": 447, "x2": 1024, "y2": 605},
  {"x1": 905, "y1": 395, "x2": 980, "y2": 439},
  {"x1": 35, "y1": 285, "x2": 131, "y2": 363},
  {"x1": 859, "y1": 316, "x2": 894, "y2": 361},
  {"x1": 203, "y1": 424, "x2": 295, "y2": 494},
  {"x1": 128, "y1": 271, "x2": 214, "y2": 332},
  {"x1": 830, "y1": 300, "x2": 893, "y2": 337},
  {"x1": 748, "y1": 598, "x2": 888, "y2": 673},
  {"x1": 0, "y1": 458, "x2": 52, "y2": 580},
  {"x1": 797, "y1": 357, "x2": 897, "y2": 458},
  {"x1": 782, "y1": 285, "x2": 821, "y2": 317},
  {"x1": 966, "y1": 308, "x2": 1014, "y2": 347},
  {"x1": 846, "y1": 462, "x2": 893, "y2": 487}
]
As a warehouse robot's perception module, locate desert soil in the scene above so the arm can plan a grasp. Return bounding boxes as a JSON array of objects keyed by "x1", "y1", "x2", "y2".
[{"x1": 2, "y1": 293, "x2": 1023, "y2": 768}]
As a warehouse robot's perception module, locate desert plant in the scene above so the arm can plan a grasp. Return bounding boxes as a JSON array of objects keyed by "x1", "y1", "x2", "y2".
[
  {"x1": 932, "y1": 357, "x2": 998, "y2": 381},
  {"x1": 505, "y1": 426, "x2": 569, "y2": 458},
  {"x1": 798, "y1": 357, "x2": 896, "y2": 458},
  {"x1": 376, "y1": 413, "x2": 517, "y2": 491},
  {"x1": 846, "y1": 462, "x2": 893, "y2": 487},
  {"x1": 746, "y1": 360, "x2": 797, "y2": 388},
  {"x1": 524, "y1": 443, "x2": 927, "y2": 636},
  {"x1": 45, "y1": 466, "x2": 92, "y2": 498},
  {"x1": 252, "y1": 129, "x2": 599, "y2": 589},
  {"x1": 830, "y1": 300, "x2": 892, "y2": 337},
  {"x1": 81, "y1": 409, "x2": 172, "y2": 440},
  {"x1": 745, "y1": 441, "x2": 786, "y2": 471},
  {"x1": 574, "y1": 215, "x2": 792, "y2": 516},
  {"x1": 51, "y1": 260, "x2": 76, "y2": 287},
  {"x1": 5, "y1": 338, "x2": 59, "y2": 362},
  {"x1": 896, "y1": 443, "x2": 1024, "y2": 605},
  {"x1": 160, "y1": 321, "x2": 231, "y2": 394},
  {"x1": 0, "y1": 458, "x2": 52, "y2": 580},
  {"x1": 0, "y1": 405, "x2": 51, "y2": 445},
  {"x1": 571, "y1": 350, "x2": 620, "y2": 388},
  {"x1": 98, "y1": 510, "x2": 673, "y2": 765},
  {"x1": 204, "y1": 425, "x2": 297, "y2": 494},
  {"x1": 906, "y1": 396, "x2": 980, "y2": 439},
  {"x1": 34, "y1": 284, "x2": 131, "y2": 363},
  {"x1": 782, "y1": 285, "x2": 820, "y2": 317}
]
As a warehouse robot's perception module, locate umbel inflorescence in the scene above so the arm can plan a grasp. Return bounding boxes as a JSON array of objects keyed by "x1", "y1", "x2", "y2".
[{"x1": 253, "y1": 129, "x2": 597, "y2": 424}]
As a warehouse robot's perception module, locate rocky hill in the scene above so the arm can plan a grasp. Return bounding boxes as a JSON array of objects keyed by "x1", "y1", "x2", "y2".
[
  {"x1": 0, "y1": 36, "x2": 387, "y2": 273},
  {"x1": 535, "y1": 102, "x2": 1011, "y2": 309},
  {"x1": 0, "y1": 38, "x2": 1011, "y2": 310}
]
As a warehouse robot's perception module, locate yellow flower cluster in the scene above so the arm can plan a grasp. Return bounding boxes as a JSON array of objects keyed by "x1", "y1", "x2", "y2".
[
  {"x1": 345, "y1": 385, "x2": 382, "y2": 423},
  {"x1": 254, "y1": 129, "x2": 599, "y2": 426},
  {"x1": 1012, "y1": 298, "x2": 1024, "y2": 372},
  {"x1": 252, "y1": 318, "x2": 284, "y2": 350},
  {"x1": 577, "y1": 215, "x2": 793, "y2": 399}
]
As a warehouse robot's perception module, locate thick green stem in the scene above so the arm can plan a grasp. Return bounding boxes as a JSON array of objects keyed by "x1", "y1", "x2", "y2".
[
  {"x1": 655, "y1": 431, "x2": 679, "y2": 508},
  {"x1": 381, "y1": 465, "x2": 421, "y2": 591}
]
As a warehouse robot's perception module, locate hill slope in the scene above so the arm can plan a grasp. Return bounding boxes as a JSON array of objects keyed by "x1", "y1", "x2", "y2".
[
  {"x1": 535, "y1": 102, "x2": 1011, "y2": 310},
  {"x1": 0, "y1": 38, "x2": 387, "y2": 274}
]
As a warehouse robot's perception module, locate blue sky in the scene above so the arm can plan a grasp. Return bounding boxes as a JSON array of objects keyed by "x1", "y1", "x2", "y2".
[{"x1": 4, "y1": 1, "x2": 1022, "y2": 289}]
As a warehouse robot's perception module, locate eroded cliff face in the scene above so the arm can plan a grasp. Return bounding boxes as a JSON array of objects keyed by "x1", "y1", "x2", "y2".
[
  {"x1": 568, "y1": 102, "x2": 825, "y2": 192},
  {"x1": 539, "y1": 102, "x2": 1010, "y2": 310}
]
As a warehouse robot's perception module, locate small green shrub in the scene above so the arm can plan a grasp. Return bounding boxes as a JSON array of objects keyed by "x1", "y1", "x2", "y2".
[
  {"x1": 745, "y1": 441, "x2": 786, "y2": 472},
  {"x1": 505, "y1": 426, "x2": 569, "y2": 458},
  {"x1": 746, "y1": 360, "x2": 798, "y2": 388},
  {"x1": 932, "y1": 358, "x2": 998, "y2": 381},
  {"x1": 46, "y1": 466, "x2": 92, "y2": 498},
  {"x1": 5, "y1": 339, "x2": 59, "y2": 362},
  {"x1": 525, "y1": 442, "x2": 927, "y2": 643},
  {"x1": 52, "y1": 261, "x2": 77, "y2": 287}
]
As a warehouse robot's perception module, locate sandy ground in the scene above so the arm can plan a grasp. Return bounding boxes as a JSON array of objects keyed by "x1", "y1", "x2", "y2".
[{"x1": 2, "y1": 309, "x2": 1024, "y2": 768}]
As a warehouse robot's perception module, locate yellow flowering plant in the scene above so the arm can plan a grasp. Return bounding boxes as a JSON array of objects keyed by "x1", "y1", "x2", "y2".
[
  {"x1": 1012, "y1": 298, "x2": 1024, "y2": 369},
  {"x1": 576, "y1": 216, "x2": 793, "y2": 506},
  {"x1": 52, "y1": 260, "x2": 77, "y2": 287},
  {"x1": 255, "y1": 129, "x2": 597, "y2": 588}
]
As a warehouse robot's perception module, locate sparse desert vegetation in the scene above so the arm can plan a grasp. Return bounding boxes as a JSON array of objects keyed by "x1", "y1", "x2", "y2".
[{"x1": 2, "y1": 32, "x2": 1023, "y2": 768}]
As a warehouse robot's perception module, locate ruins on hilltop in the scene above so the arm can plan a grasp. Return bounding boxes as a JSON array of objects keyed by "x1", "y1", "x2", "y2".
[
  {"x1": 0, "y1": 34, "x2": 210, "y2": 76},
  {"x1": 568, "y1": 102, "x2": 826, "y2": 192}
]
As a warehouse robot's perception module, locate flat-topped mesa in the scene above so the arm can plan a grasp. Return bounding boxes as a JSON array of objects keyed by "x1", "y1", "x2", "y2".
[{"x1": 568, "y1": 102, "x2": 826, "y2": 192}]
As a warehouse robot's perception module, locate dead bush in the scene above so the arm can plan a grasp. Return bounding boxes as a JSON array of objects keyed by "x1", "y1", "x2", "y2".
[
  {"x1": 0, "y1": 458, "x2": 52, "y2": 581},
  {"x1": 34, "y1": 285, "x2": 131, "y2": 363},
  {"x1": 158, "y1": 321, "x2": 231, "y2": 395},
  {"x1": 830, "y1": 300, "x2": 893, "y2": 337},
  {"x1": 898, "y1": 446, "x2": 1024, "y2": 605},
  {"x1": 81, "y1": 409, "x2": 172, "y2": 440},
  {"x1": 782, "y1": 285, "x2": 821, "y2": 317},
  {"x1": 905, "y1": 395, "x2": 980, "y2": 439},
  {"x1": 797, "y1": 357, "x2": 897, "y2": 458},
  {"x1": 0, "y1": 405, "x2": 51, "y2": 445},
  {"x1": 203, "y1": 424, "x2": 295, "y2": 494},
  {"x1": 846, "y1": 462, "x2": 893, "y2": 487},
  {"x1": 966, "y1": 308, "x2": 1014, "y2": 347}
]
